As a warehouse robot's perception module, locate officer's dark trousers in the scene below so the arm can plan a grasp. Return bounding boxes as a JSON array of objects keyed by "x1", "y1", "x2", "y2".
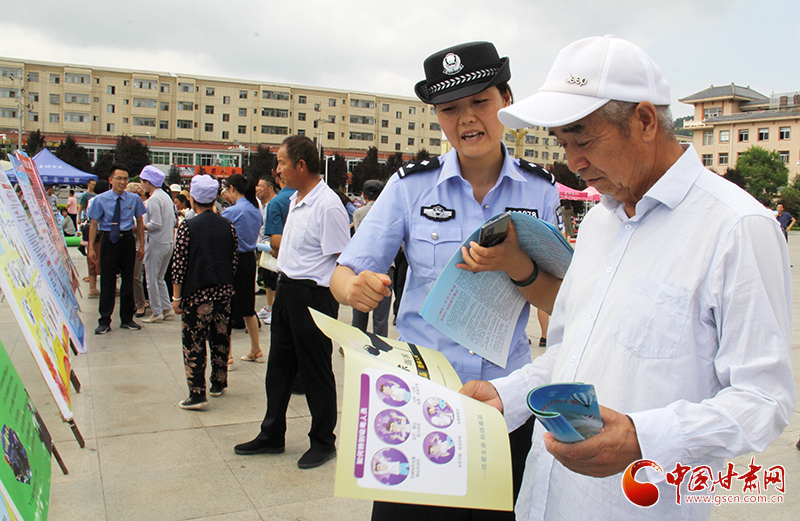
[
  {"x1": 257, "y1": 278, "x2": 339, "y2": 452},
  {"x1": 98, "y1": 231, "x2": 135, "y2": 327}
]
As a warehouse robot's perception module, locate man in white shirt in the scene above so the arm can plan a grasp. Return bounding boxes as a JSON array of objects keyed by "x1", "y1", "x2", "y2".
[
  {"x1": 139, "y1": 166, "x2": 177, "y2": 323},
  {"x1": 234, "y1": 135, "x2": 350, "y2": 469},
  {"x1": 462, "y1": 36, "x2": 795, "y2": 521}
]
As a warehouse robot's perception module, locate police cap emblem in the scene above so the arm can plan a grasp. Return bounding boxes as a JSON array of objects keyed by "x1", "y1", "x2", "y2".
[{"x1": 442, "y1": 53, "x2": 464, "y2": 75}]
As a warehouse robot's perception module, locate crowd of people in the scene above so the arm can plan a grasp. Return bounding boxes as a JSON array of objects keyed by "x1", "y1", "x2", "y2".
[{"x1": 73, "y1": 36, "x2": 796, "y2": 521}]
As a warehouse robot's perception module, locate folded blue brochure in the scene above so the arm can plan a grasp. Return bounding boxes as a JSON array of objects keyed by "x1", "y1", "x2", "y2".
[{"x1": 526, "y1": 383, "x2": 603, "y2": 443}]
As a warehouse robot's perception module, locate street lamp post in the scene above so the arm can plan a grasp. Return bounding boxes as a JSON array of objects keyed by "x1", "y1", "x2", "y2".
[{"x1": 323, "y1": 154, "x2": 334, "y2": 186}]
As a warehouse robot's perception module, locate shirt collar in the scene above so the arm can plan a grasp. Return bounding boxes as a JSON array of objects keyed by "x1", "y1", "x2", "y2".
[
  {"x1": 601, "y1": 144, "x2": 703, "y2": 219},
  {"x1": 290, "y1": 178, "x2": 325, "y2": 208},
  {"x1": 436, "y1": 143, "x2": 526, "y2": 187}
]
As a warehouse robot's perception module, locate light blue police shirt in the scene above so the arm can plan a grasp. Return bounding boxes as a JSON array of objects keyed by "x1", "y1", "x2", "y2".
[
  {"x1": 87, "y1": 190, "x2": 146, "y2": 232},
  {"x1": 222, "y1": 197, "x2": 263, "y2": 253},
  {"x1": 338, "y1": 146, "x2": 562, "y2": 383}
]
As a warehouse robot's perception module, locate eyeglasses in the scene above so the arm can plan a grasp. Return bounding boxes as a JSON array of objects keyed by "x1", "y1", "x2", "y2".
[{"x1": 112, "y1": 176, "x2": 129, "y2": 182}]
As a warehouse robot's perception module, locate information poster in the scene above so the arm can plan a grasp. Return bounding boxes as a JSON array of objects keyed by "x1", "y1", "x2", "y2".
[{"x1": 0, "y1": 338, "x2": 52, "y2": 521}]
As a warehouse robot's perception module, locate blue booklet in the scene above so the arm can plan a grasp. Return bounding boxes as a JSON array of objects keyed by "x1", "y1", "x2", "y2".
[{"x1": 526, "y1": 383, "x2": 603, "y2": 443}]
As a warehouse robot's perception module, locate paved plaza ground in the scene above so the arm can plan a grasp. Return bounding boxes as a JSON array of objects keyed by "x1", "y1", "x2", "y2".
[{"x1": 1, "y1": 236, "x2": 799, "y2": 521}]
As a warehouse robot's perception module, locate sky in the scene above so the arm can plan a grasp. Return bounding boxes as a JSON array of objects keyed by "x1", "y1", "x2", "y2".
[{"x1": 1, "y1": 0, "x2": 798, "y2": 119}]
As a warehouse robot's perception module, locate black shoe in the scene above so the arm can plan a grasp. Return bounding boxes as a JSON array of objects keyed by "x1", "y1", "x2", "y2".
[
  {"x1": 234, "y1": 437, "x2": 285, "y2": 455},
  {"x1": 120, "y1": 320, "x2": 142, "y2": 330},
  {"x1": 539, "y1": 337, "x2": 547, "y2": 348},
  {"x1": 178, "y1": 396, "x2": 208, "y2": 410},
  {"x1": 209, "y1": 384, "x2": 225, "y2": 397},
  {"x1": 297, "y1": 448, "x2": 336, "y2": 469},
  {"x1": 94, "y1": 324, "x2": 111, "y2": 335},
  {"x1": 796, "y1": 437, "x2": 800, "y2": 451}
]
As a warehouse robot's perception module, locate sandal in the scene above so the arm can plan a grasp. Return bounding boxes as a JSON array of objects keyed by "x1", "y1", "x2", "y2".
[
  {"x1": 227, "y1": 357, "x2": 235, "y2": 371},
  {"x1": 240, "y1": 353, "x2": 265, "y2": 363}
]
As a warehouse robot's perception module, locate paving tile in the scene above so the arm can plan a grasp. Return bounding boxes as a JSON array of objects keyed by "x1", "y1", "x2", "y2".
[
  {"x1": 48, "y1": 477, "x2": 107, "y2": 521},
  {"x1": 51, "y1": 437, "x2": 101, "y2": 484},
  {"x1": 93, "y1": 400, "x2": 204, "y2": 438},
  {"x1": 206, "y1": 417, "x2": 313, "y2": 463},
  {"x1": 88, "y1": 363, "x2": 184, "y2": 408},
  {"x1": 257, "y1": 496, "x2": 371, "y2": 521}
]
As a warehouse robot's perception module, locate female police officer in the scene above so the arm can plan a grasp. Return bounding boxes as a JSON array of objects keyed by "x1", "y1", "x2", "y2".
[{"x1": 331, "y1": 41, "x2": 562, "y2": 520}]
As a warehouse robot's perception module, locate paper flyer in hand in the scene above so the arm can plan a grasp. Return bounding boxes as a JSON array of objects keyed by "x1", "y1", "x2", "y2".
[
  {"x1": 419, "y1": 212, "x2": 573, "y2": 368},
  {"x1": 310, "y1": 311, "x2": 513, "y2": 511},
  {"x1": 526, "y1": 383, "x2": 603, "y2": 443}
]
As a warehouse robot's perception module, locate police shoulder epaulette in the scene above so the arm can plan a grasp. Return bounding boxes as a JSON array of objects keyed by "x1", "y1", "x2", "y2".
[
  {"x1": 397, "y1": 157, "x2": 441, "y2": 179},
  {"x1": 517, "y1": 159, "x2": 555, "y2": 185}
]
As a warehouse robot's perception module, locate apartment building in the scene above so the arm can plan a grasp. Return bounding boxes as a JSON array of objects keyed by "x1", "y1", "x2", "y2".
[
  {"x1": 680, "y1": 84, "x2": 800, "y2": 179},
  {"x1": 0, "y1": 57, "x2": 445, "y2": 170}
]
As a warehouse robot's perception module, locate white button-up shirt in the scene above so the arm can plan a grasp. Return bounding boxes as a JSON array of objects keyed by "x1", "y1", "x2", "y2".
[{"x1": 493, "y1": 146, "x2": 795, "y2": 521}]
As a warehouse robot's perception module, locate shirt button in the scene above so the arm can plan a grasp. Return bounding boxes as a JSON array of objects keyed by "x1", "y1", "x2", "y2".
[
  {"x1": 606, "y1": 267, "x2": 613, "y2": 273},
  {"x1": 484, "y1": 205, "x2": 490, "y2": 209},
  {"x1": 469, "y1": 350, "x2": 475, "y2": 355},
  {"x1": 588, "y1": 312, "x2": 594, "y2": 318},
  {"x1": 570, "y1": 356, "x2": 576, "y2": 363},
  {"x1": 625, "y1": 224, "x2": 632, "y2": 230},
  {"x1": 431, "y1": 232, "x2": 439, "y2": 240}
]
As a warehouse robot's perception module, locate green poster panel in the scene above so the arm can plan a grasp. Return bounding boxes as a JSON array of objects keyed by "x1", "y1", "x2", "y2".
[{"x1": 0, "y1": 339, "x2": 52, "y2": 521}]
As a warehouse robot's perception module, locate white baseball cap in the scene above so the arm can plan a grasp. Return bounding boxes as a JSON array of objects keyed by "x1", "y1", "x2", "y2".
[{"x1": 498, "y1": 35, "x2": 671, "y2": 129}]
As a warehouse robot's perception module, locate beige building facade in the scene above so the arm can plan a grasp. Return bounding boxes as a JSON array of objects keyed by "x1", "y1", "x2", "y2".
[
  {"x1": 0, "y1": 57, "x2": 444, "y2": 170},
  {"x1": 680, "y1": 84, "x2": 800, "y2": 179}
]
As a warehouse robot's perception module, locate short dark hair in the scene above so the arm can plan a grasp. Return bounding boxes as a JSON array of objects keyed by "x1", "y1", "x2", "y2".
[
  {"x1": 174, "y1": 193, "x2": 189, "y2": 206},
  {"x1": 94, "y1": 179, "x2": 110, "y2": 194},
  {"x1": 281, "y1": 135, "x2": 319, "y2": 174},
  {"x1": 259, "y1": 175, "x2": 280, "y2": 192},
  {"x1": 109, "y1": 162, "x2": 130, "y2": 176}
]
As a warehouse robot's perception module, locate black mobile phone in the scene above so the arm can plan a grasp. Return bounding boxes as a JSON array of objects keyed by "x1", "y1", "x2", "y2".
[{"x1": 479, "y1": 212, "x2": 511, "y2": 247}]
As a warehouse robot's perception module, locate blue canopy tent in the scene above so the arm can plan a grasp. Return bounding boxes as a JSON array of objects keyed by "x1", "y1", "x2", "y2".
[{"x1": 5, "y1": 149, "x2": 98, "y2": 185}]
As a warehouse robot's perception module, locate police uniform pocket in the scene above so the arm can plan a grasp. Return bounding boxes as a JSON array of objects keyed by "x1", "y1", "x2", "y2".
[
  {"x1": 408, "y1": 223, "x2": 462, "y2": 280},
  {"x1": 612, "y1": 276, "x2": 690, "y2": 359}
]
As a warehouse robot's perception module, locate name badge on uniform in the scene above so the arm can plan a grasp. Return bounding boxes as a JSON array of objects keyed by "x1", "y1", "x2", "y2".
[
  {"x1": 505, "y1": 207, "x2": 538, "y2": 218},
  {"x1": 421, "y1": 204, "x2": 456, "y2": 222}
]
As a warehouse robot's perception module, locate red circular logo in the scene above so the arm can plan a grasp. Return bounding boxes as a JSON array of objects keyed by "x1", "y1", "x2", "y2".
[{"x1": 621, "y1": 459, "x2": 663, "y2": 507}]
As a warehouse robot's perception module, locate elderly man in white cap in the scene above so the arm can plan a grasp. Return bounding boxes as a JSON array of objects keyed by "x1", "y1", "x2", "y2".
[
  {"x1": 139, "y1": 165, "x2": 177, "y2": 323},
  {"x1": 462, "y1": 36, "x2": 795, "y2": 521},
  {"x1": 171, "y1": 175, "x2": 238, "y2": 409}
]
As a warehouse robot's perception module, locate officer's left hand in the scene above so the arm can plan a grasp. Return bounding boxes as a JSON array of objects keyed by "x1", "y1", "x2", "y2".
[
  {"x1": 543, "y1": 405, "x2": 642, "y2": 478},
  {"x1": 136, "y1": 246, "x2": 145, "y2": 261},
  {"x1": 457, "y1": 221, "x2": 529, "y2": 278}
]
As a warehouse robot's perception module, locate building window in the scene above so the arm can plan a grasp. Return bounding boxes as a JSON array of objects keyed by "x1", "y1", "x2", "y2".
[
  {"x1": 159, "y1": 120, "x2": 168, "y2": 129},
  {"x1": 703, "y1": 130, "x2": 714, "y2": 146},
  {"x1": 173, "y1": 152, "x2": 193, "y2": 165},
  {"x1": 430, "y1": 138, "x2": 441, "y2": 147},
  {"x1": 65, "y1": 93, "x2": 90, "y2": 104},
  {"x1": 719, "y1": 130, "x2": 729, "y2": 143},
  {"x1": 298, "y1": 95, "x2": 306, "y2": 104},
  {"x1": 328, "y1": 98, "x2": 336, "y2": 107},
  {"x1": 349, "y1": 132, "x2": 374, "y2": 141},
  {"x1": 408, "y1": 122, "x2": 415, "y2": 130},
  {"x1": 261, "y1": 108, "x2": 289, "y2": 117},
  {"x1": 0, "y1": 88, "x2": 18, "y2": 99},
  {"x1": 758, "y1": 128, "x2": 769, "y2": 141},
  {"x1": 327, "y1": 115, "x2": 335, "y2": 123},
  {"x1": 779, "y1": 151, "x2": 790, "y2": 163},
  {"x1": 133, "y1": 117, "x2": 156, "y2": 127},
  {"x1": 396, "y1": 111, "x2": 402, "y2": 119},
  {"x1": 50, "y1": 74, "x2": 60, "y2": 84},
  {"x1": 222, "y1": 131, "x2": 229, "y2": 140},
  {"x1": 408, "y1": 138, "x2": 415, "y2": 146},
  {"x1": 543, "y1": 137, "x2": 550, "y2": 146},
  {"x1": 132, "y1": 78, "x2": 156, "y2": 89},
  {"x1": 178, "y1": 101, "x2": 194, "y2": 111},
  {"x1": 205, "y1": 123, "x2": 213, "y2": 132},
  {"x1": 107, "y1": 85, "x2": 116, "y2": 95},
  {"x1": 409, "y1": 106, "x2": 416, "y2": 115},
  {"x1": 296, "y1": 129, "x2": 305, "y2": 136},
  {"x1": 350, "y1": 99, "x2": 375, "y2": 109},
  {"x1": 524, "y1": 149, "x2": 535, "y2": 158},
  {"x1": 718, "y1": 153, "x2": 729, "y2": 166},
  {"x1": 93, "y1": 96, "x2": 100, "y2": 103},
  {"x1": 151, "y1": 152, "x2": 169, "y2": 164},
  {"x1": 160, "y1": 102, "x2": 169, "y2": 111},
  {"x1": 738, "y1": 129, "x2": 748, "y2": 142},
  {"x1": 49, "y1": 113, "x2": 59, "y2": 123},
  {"x1": 382, "y1": 103, "x2": 389, "y2": 112},
  {"x1": 27, "y1": 72, "x2": 39, "y2": 82},
  {"x1": 238, "y1": 90, "x2": 247, "y2": 99},
  {"x1": 123, "y1": 117, "x2": 129, "y2": 123},
  {"x1": 238, "y1": 108, "x2": 247, "y2": 117},
  {"x1": 703, "y1": 107, "x2": 721, "y2": 119},
  {"x1": 326, "y1": 131, "x2": 335, "y2": 140},
  {"x1": 65, "y1": 73, "x2": 90, "y2": 84},
  {"x1": 177, "y1": 120, "x2": 193, "y2": 129},
  {"x1": 260, "y1": 125, "x2": 289, "y2": 135},
  {"x1": 430, "y1": 122, "x2": 441, "y2": 131},
  {"x1": 161, "y1": 83, "x2": 170, "y2": 93},
  {"x1": 395, "y1": 143, "x2": 401, "y2": 151},
  {"x1": 779, "y1": 127, "x2": 790, "y2": 140},
  {"x1": 350, "y1": 115, "x2": 374, "y2": 125},
  {"x1": 222, "y1": 113, "x2": 230, "y2": 122},
  {"x1": 28, "y1": 112, "x2": 38, "y2": 122},
  {"x1": 262, "y1": 90, "x2": 290, "y2": 100},
  {"x1": 107, "y1": 104, "x2": 115, "y2": 113},
  {"x1": 133, "y1": 98, "x2": 157, "y2": 108},
  {"x1": 178, "y1": 83, "x2": 193, "y2": 93},
  {"x1": 542, "y1": 152, "x2": 550, "y2": 160},
  {"x1": 206, "y1": 87, "x2": 215, "y2": 96},
  {"x1": 505, "y1": 133, "x2": 515, "y2": 142},
  {"x1": 218, "y1": 96, "x2": 228, "y2": 105},
  {"x1": 64, "y1": 112, "x2": 90, "y2": 123},
  {"x1": 198, "y1": 154, "x2": 214, "y2": 166},
  {"x1": 314, "y1": 103, "x2": 320, "y2": 111},
  {"x1": 380, "y1": 135, "x2": 389, "y2": 144},
  {"x1": 395, "y1": 127, "x2": 401, "y2": 135},
  {"x1": 238, "y1": 125, "x2": 246, "y2": 134},
  {"x1": 313, "y1": 120, "x2": 318, "y2": 128},
  {"x1": 205, "y1": 105, "x2": 214, "y2": 114},
  {"x1": 381, "y1": 120, "x2": 389, "y2": 128},
  {"x1": 553, "y1": 152, "x2": 560, "y2": 160},
  {"x1": 28, "y1": 92, "x2": 39, "y2": 102},
  {"x1": 298, "y1": 112, "x2": 306, "y2": 121},
  {"x1": 701, "y1": 154, "x2": 713, "y2": 167},
  {"x1": 106, "y1": 123, "x2": 114, "y2": 132}
]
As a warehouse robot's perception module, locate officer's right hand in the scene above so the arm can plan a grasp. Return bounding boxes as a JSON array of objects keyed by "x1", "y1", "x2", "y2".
[
  {"x1": 87, "y1": 247, "x2": 96, "y2": 264},
  {"x1": 344, "y1": 270, "x2": 391, "y2": 313}
]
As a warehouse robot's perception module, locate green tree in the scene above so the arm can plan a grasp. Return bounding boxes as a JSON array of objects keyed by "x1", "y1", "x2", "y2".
[
  {"x1": 55, "y1": 135, "x2": 92, "y2": 172},
  {"x1": 415, "y1": 148, "x2": 432, "y2": 162},
  {"x1": 350, "y1": 147, "x2": 383, "y2": 194},
  {"x1": 167, "y1": 165, "x2": 182, "y2": 187},
  {"x1": 113, "y1": 135, "x2": 150, "y2": 179},
  {"x1": 385, "y1": 152, "x2": 405, "y2": 175},
  {"x1": 24, "y1": 129, "x2": 47, "y2": 157},
  {"x1": 324, "y1": 153, "x2": 348, "y2": 190},
  {"x1": 93, "y1": 151, "x2": 114, "y2": 179},
  {"x1": 778, "y1": 172, "x2": 800, "y2": 218},
  {"x1": 722, "y1": 167, "x2": 747, "y2": 190},
  {"x1": 737, "y1": 146, "x2": 789, "y2": 205},
  {"x1": 243, "y1": 145, "x2": 275, "y2": 178}
]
